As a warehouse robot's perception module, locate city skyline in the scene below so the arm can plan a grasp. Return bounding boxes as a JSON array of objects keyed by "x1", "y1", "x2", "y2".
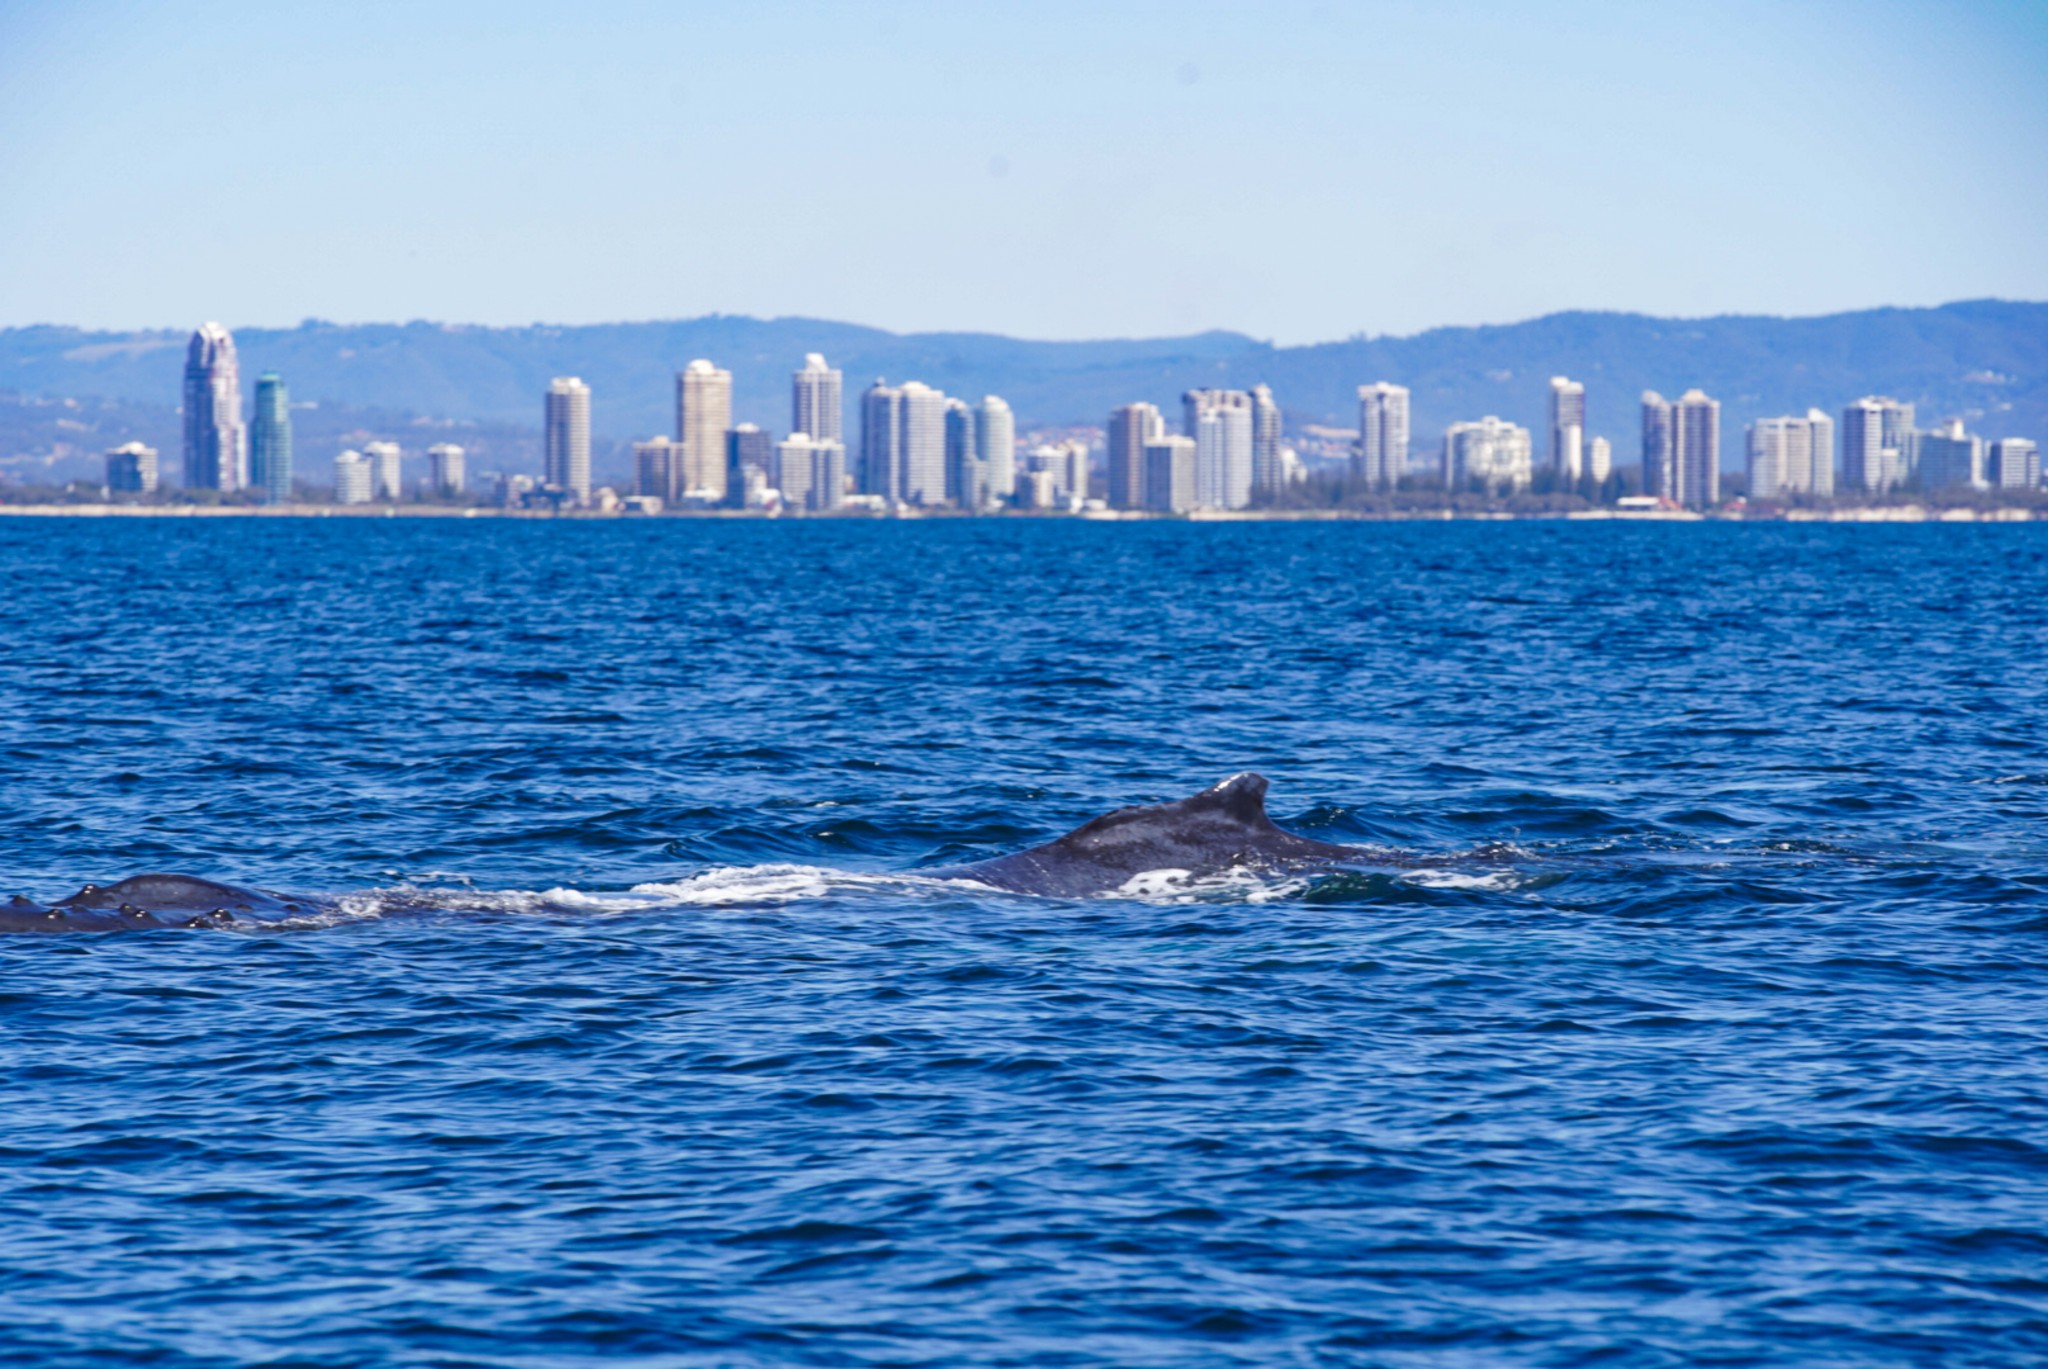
[{"x1": 136, "y1": 322, "x2": 2046, "y2": 516}]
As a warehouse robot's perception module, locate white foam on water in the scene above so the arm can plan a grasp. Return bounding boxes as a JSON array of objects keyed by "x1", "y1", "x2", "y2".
[
  {"x1": 261, "y1": 859, "x2": 1338, "y2": 930},
  {"x1": 1400, "y1": 868, "x2": 1524, "y2": 892},
  {"x1": 626, "y1": 863, "x2": 933, "y2": 906}
]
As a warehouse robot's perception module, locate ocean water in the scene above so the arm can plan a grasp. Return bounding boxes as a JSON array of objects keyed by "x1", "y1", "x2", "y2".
[{"x1": 2, "y1": 516, "x2": 2046, "y2": 1367}]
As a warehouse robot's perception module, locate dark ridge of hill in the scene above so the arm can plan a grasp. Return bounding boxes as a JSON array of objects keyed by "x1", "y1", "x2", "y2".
[{"x1": 3, "y1": 303, "x2": 2042, "y2": 476}]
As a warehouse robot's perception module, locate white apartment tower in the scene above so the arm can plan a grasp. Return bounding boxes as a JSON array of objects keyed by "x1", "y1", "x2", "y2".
[
  {"x1": 1107, "y1": 402, "x2": 1164, "y2": 509},
  {"x1": 1745, "y1": 410, "x2": 1833, "y2": 501},
  {"x1": 1673, "y1": 390, "x2": 1720, "y2": 508},
  {"x1": 1183, "y1": 389, "x2": 1253, "y2": 509},
  {"x1": 333, "y1": 450, "x2": 373, "y2": 505},
  {"x1": 633, "y1": 438, "x2": 680, "y2": 501},
  {"x1": 105, "y1": 442, "x2": 160, "y2": 494},
  {"x1": 1549, "y1": 376, "x2": 1587, "y2": 480},
  {"x1": 1354, "y1": 383, "x2": 1410, "y2": 488},
  {"x1": 364, "y1": 441, "x2": 402, "y2": 501},
  {"x1": 1749, "y1": 415, "x2": 1817, "y2": 501},
  {"x1": 676, "y1": 359, "x2": 733, "y2": 502},
  {"x1": 182, "y1": 323, "x2": 246, "y2": 492},
  {"x1": 774, "y1": 434, "x2": 847, "y2": 512},
  {"x1": 1143, "y1": 435, "x2": 1198, "y2": 513},
  {"x1": 792, "y1": 353, "x2": 843, "y2": 443},
  {"x1": 544, "y1": 377, "x2": 592, "y2": 504},
  {"x1": 1916, "y1": 420, "x2": 1985, "y2": 491},
  {"x1": 898, "y1": 381, "x2": 949, "y2": 505},
  {"x1": 1641, "y1": 392, "x2": 1674, "y2": 501},
  {"x1": 976, "y1": 396, "x2": 1015, "y2": 503},
  {"x1": 945, "y1": 399, "x2": 980, "y2": 508},
  {"x1": 1841, "y1": 397, "x2": 1915, "y2": 495},
  {"x1": 1990, "y1": 437, "x2": 2040, "y2": 490},
  {"x1": 1443, "y1": 417, "x2": 1534, "y2": 491},
  {"x1": 860, "y1": 381, "x2": 904, "y2": 499},
  {"x1": 427, "y1": 443, "x2": 466, "y2": 497},
  {"x1": 1250, "y1": 384, "x2": 1284, "y2": 497}
]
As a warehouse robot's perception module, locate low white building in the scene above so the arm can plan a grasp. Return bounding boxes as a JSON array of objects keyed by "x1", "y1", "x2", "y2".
[
  {"x1": 1917, "y1": 420, "x2": 1985, "y2": 492},
  {"x1": 333, "y1": 450, "x2": 373, "y2": 505},
  {"x1": 1747, "y1": 410, "x2": 1835, "y2": 500},
  {"x1": 1989, "y1": 437, "x2": 2039, "y2": 490},
  {"x1": 427, "y1": 442, "x2": 465, "y2": 497},
  {"x1": 1142, "y1": 435, "x2": 1197, "y2": 513},
  {"x1": 364, "y1": 440, "x2": 402, "y2": 501},
  {"x1": 1443, "y1": 417, "x2": 1533, "y2": 491}
]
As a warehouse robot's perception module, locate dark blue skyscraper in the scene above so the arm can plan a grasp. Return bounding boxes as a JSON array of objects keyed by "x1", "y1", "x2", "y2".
[{"x1": 250, "y1": 371, "x2": 292, "y2": 504}]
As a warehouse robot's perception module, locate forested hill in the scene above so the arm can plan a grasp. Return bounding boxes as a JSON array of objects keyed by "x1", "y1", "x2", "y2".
[{"x1": 4, "y1": 301, "x2": 2043, "y2": 452}]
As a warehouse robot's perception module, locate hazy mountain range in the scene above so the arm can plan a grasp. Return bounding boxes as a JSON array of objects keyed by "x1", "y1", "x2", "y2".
[{"x1": 3, "y1": 301, "x2": 2042, "y2": 486}]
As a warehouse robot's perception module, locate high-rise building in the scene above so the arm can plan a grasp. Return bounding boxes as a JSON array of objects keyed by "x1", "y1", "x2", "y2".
[
  {"x1": 1803, "y1": 409, "x2": 1835, "y2": 497},
  {"x1": 1916, "y1": 420, "x2": 1985, "y2": 491},
  {"x1": 1443, "y1": 417, "x2": 1534, "y2": 491},
  {"x1": 333, "y1": 450, "x2": 372, "y2": 505},
  {"x1": 1671, "y1": 390, "x2": 1720, "y2": 509},
  {"x1": 1143, "y1": 435, "x2": 1197, "y2": 513},
  {"x1": 427, "y1": 443, "x2": 466, "y2": 497},
  {"x1": 945, "y1": 399, "x2": 980, "y2": 509},
  {"x1": 793, "y1": 353, "x2": 843, "y2": 442},
  {"x1": 1883, "y1": 402, "x2": 1918, "y2": 478},
  {"x1": 899, "y1": 381, "x2": 948, "y2": 506},
  {"x1": 1990, "y1": 437, "x2": 2040, "y2": 490},
  {"x1": 633, "y1": 438, "x2": 679, "y2": 501},
  {"x1": 1641, "y1": 391, "x2": 1673, "y2": 501},
  {"x1": 810, "y1": 439, "x2": 846, "y2": 511},
  {"x1": 676, "y1": 359, "x2": 733, "y2": 502},
  {"x1": 727, "y1": 424, "x2": 773, "y2": 507},
  {"x1": 1841, "y1": 397, "x2": 1915, "y2": 494},
  {"x1": 1184, "y1": 389, "x2": 1253, "y2": 509},
  {"x1": 1588, "y1": 436, "x2": 1613, "y2": 483},
  {"x1": 364, "y1": 441, "x2": 402, "y2": 501},
  {"x1": 1250, "y1": 384, "x2": 1284, "y2": 497},
  {"x1": 105, "y1": 442, "x2": 159, "y2": 494},
  {"x1": 1549, "y1": 377, "x2": 1587, "y2": 480},
  {"x1": 1028, "y1": 441, "x2": 1090, "y2": 510},
  {"x1": 860, "y1": 382, "x2": 904, "y2": 500},
  {"x1": 1106, "y1": 402, "x2": 1164, "y2": 509},
  {"x1": 249, "y1": 371, "x2": 292, "y2": 504},
  {"x1": 545, "y1": 377, "x2": 592, "y2": 504},
  {"x1": 1354, "y1": 383, "x2": 1410, "y2": 489},
  {"x1": 976, "y1": 396, "x2": 1015, "y2": 504},
  {"x1": 773, "y1": 434, "x2": 846, "y2": 512},
  {"x1": 182, "y1": 323, "x2": 246, "y2": 493},
  {"x1": 775, "y1": 434, "x2": 815, "y2": 510},
  {"x1": 1748, "y1": 416, "x2": 1815, "y2": 501}
]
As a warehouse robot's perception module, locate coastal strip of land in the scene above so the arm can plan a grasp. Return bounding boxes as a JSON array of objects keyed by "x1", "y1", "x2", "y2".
[{"x1": 0, "y1": 503, "x2": 2037, "y2": 523}]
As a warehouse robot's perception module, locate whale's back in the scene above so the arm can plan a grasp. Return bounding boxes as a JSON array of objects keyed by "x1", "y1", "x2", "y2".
[{"x1": 941, "y1": 773, "x2": 1354, "y2": 897}]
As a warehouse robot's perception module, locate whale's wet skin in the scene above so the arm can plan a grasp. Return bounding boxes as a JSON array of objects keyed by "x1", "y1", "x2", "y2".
[{"x1": 3, "y1": 518, "x2": 2047, "y2": 1366}]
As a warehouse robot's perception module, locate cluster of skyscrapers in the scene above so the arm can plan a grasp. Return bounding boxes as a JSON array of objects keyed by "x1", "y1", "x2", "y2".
[
  {"x1": 116, "y1": 323, "x2": 2044, "y2": 512},
  {"x1": 127, "y1": 323, "x2": 296, "y2": 502},
  {"x1": 1100, "y1": 386, "x2": 1296, "y2": 513},
  {"x1": 1332, "y1": 378, "x2": 1612, "y2": 499},
  {"x1": 1738, "y1": 396, "x2": 2037, "y2": 501}
]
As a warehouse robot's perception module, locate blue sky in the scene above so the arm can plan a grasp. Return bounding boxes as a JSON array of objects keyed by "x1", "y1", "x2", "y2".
[{"x1": 2, "y1": 0, "x2": 2044, "y2": 343}]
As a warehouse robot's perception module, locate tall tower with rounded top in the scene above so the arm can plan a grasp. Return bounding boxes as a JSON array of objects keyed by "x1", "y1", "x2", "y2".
[{"x1": 183, "y1": 323, "x2": 246, "y2": 492}]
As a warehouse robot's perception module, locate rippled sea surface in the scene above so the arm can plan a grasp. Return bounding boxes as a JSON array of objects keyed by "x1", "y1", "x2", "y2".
[{"x1": 3, "y1": 517, "x2": 2047, "y2": 1367}]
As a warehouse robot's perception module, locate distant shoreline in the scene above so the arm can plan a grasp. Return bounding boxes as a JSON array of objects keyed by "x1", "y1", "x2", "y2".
[{"x1": 0, "y1": 503, "x2": 2038, "y2": 523}]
